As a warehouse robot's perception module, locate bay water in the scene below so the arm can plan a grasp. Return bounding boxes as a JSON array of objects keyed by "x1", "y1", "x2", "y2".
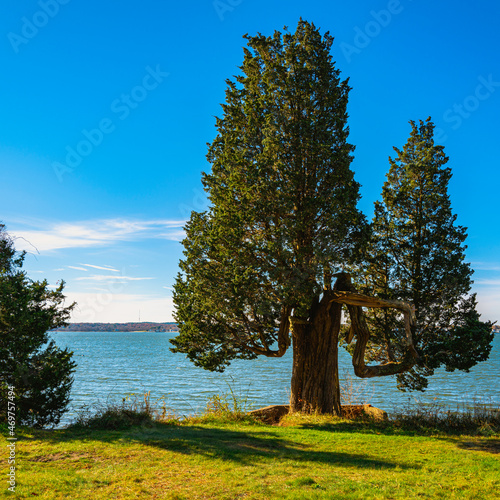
[{"x1": 51, "y1": 331, "x2": 500, "y2": 426}]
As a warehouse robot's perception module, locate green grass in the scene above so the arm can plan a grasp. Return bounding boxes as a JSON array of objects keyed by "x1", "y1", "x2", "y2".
[{"x1": 8, "y1": 411, "x2": 500, "y2": 499}]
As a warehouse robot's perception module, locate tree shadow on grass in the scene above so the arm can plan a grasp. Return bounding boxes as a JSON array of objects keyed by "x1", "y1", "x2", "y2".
[
  {"x1": 283, "y1": 418, "x2": 500, "y2": 438},
  {"x1": 444, "y1": 438, "x2": 500, "y2": 455},
  {"x1": 19, "y1": 422, "x2": 418, "y2": 470},
  {"x1": 279, "y1": 419, "x2": 404, "y2": 437}
]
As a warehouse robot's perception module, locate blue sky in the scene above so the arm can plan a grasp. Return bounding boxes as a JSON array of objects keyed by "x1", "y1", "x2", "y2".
[{"x1": 1, "y1": 0, "x2": 499, "y2": 323}]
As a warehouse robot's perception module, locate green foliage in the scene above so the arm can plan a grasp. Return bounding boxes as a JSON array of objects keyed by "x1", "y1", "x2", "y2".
[
  {"x1": 362, "y1": 119, "x2": 493, "y2": 391},
  {"x1": 0, "y1": 223, "x2": 76, "y2": 428},
  {"x1": 201, "y1": 379, "x2": 255, "y2": 423},
  {"x1": 201, "y1": 393, "x2": 254, "y2": 423},
  {"x1": 69, "y1": 392, "x2": 164, "y2": 430},
  {"x1": 171, "y1": 20, "x2": 367, "y2": 371}
]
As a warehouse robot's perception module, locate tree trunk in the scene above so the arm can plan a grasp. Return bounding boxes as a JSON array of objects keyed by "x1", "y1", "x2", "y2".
[
  {"x1": 287, "y1": 273, "x2": 418, "y2": 415},
  {"x1": 289, "y1": 294, "x2": 343, "y2": 415}
]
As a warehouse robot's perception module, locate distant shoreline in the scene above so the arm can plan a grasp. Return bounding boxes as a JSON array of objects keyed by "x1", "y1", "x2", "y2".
[
  {"x1": 52, "y1": 322, "x2": 499, "y2": 334},
  {"x1": 51, "y1": 322, "x2": 179, "y2": 333}
]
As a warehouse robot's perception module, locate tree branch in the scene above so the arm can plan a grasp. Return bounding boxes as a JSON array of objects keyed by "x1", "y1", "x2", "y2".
[
  {"x1": 237, "y1": 305, "x2": 291, "y2": 358},
  {"x1": 329, "y1": 283, "x2": 419, "y2": 378}
]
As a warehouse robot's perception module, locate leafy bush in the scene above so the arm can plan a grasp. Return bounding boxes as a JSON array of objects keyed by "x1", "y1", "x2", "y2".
[{"x1": 69, "y1": 392, "x2": 180, "y2": 430}]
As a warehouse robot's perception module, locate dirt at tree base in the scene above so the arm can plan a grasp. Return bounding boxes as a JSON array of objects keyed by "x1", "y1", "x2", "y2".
[{"x1": 249, "y1": 404, "x2": 388, "y2": 425}]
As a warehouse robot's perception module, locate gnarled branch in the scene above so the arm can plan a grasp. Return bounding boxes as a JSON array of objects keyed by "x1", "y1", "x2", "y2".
[{"x1": 329, "y1": 284, "x2": 419, "y2": 378}]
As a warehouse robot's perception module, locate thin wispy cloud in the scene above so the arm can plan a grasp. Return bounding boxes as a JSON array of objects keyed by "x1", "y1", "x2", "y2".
[
  {"x1": 474, "y1": 279, "x2": 500, "y2": 287},
  {"x1": 81, "y1": 263, "x2": 120, "y2": 272},
  {"x1": 471, "y1": 262, "x2": 500, "y2": 272},
  {"x1": 75, "y1": 274, "x2": 155, "y2": 282},
  {"x1": 10, "y1": 218, "x2": 186, "y2": 252},
  {"x1": 68, "y1": 266, "x2": 88, "y2": 271},
  {"x1": 158, "y1": 230, "x2": 186, "y2": 241}
]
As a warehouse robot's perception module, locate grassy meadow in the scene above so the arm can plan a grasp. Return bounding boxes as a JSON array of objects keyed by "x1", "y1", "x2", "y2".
[{"x1": 5, "y1": 396, "x2": 500, "y2": 500}]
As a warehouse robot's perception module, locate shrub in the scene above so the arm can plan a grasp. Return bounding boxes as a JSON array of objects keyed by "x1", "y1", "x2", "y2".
[{"x1": 69, "y1": 392, "x2": 180, "y2": 430}]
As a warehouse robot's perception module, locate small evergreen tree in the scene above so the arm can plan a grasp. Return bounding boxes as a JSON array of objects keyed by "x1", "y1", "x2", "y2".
[
  {"x1": 363, "y1": 118, "x2": 493, "y2": 391},
  {"x1": 0, "y1": 223, "x2": 77, "y2": 427}
]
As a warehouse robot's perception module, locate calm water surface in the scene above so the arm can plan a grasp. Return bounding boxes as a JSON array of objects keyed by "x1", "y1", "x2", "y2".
[{"x1": 51, "y1": 331, "x2": 500, "y2": 426}]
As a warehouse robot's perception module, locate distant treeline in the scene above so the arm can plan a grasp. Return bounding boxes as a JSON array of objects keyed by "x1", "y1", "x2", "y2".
[{"x1": 52, "y1": 322, "x2": 179, "y2": 332}]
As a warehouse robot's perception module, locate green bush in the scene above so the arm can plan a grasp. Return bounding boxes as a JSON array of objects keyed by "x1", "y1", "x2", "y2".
[{"x1": 69, "y1": 392, "x2": 180, "y2": 430}]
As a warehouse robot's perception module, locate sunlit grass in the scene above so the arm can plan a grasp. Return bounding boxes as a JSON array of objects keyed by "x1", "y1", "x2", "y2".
[{"x1": 9, "y1": 394, "x2": 500, "y2": 499}]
